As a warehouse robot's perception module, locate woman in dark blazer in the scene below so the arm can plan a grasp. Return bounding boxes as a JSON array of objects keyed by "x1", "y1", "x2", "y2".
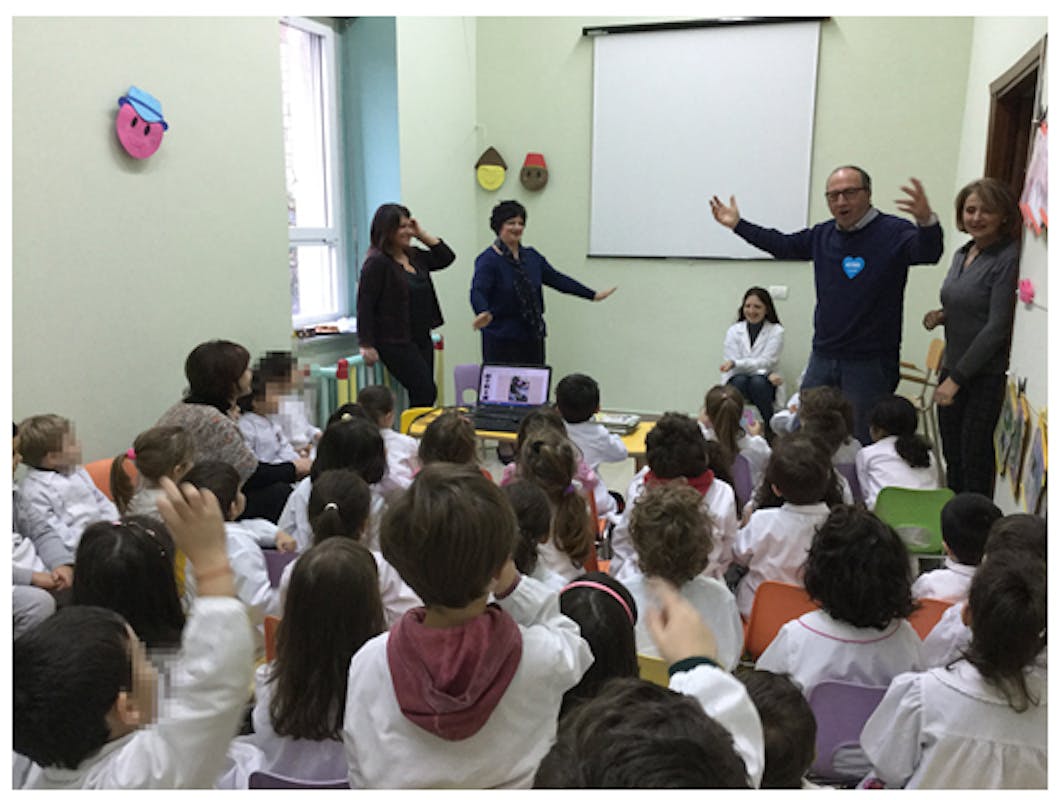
[{"x1": 356, "y1": 203, "x2": 455, "y2": 407}]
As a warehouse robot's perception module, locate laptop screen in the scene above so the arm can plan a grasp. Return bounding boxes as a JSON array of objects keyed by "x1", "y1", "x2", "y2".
[{"x1": 477, "y1": 364, "x2": 552, "y2": 408}]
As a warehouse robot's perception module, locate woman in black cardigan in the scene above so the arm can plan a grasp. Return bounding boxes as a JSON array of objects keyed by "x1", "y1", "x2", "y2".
[{"x1": 356, "y1": 203, "x2": 455, "y2": 407}]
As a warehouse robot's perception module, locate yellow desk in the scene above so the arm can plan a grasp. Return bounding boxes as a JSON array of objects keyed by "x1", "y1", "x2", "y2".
[{"x1": 406, "y1": 407, "x2": 653, "y2": 470}]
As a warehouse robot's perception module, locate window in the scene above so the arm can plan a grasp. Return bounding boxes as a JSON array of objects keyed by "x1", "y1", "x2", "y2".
[{"x1": 280, "y1": 17, "x2": 345, "y2": 327}]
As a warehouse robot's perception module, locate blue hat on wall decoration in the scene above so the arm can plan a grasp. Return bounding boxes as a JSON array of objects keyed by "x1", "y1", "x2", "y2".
[
  {"x1": 118, "y1": 86, "x2": 169, "y2": 129},
  {"x1": 115, "y1": 85, "x2": 170, "y2": 159}
]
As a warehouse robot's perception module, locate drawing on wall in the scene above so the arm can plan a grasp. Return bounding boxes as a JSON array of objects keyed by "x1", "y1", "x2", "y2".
[
  {"x1": 1023, "y1": 410, "x2": 1047, "y2": 516},
  {"x1": 115, "y1": 86, "x2": 169, "y2": 159},
  {"x1": 1008, "y1": 391, "x2": 1032, "y2": 501},
  {"x1": 475, "y1": 147, "x2": 507, "y2": 191},
  {"x1": 520, "y1": 153, "x2": 549, "y2": 190},
  {"x1": 994, "y1": 381, "x2": 1019, "y2": 476}
]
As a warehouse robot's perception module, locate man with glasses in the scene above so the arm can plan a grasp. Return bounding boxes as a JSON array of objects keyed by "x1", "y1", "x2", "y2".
[{"x1": 709, "y1": 166, "x2": 942, "y2": 444}]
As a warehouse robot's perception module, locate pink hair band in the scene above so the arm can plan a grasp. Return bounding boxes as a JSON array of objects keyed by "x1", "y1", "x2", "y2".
[
  {"x1": 126, "y1": 448, "x2": 136, "y2": 460},
  {"x1": 561, "y1": 580, "x2": 635, "y2": 625}
]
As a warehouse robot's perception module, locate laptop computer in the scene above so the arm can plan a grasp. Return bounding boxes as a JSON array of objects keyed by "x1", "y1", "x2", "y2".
[{"x1": 471, "y1": 363, "x2": 552, "y2": 433}]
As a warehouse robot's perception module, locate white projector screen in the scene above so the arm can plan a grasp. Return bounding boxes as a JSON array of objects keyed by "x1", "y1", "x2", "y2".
[{"x1": 588, "y1": 20, "x2": 821, "y2": 259}]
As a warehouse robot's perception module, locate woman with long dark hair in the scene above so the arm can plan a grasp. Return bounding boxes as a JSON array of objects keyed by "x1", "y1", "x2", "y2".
[
  {"x1": 719, "y1": 286, "x2": 784, "y2": 430},
  {"x1": 356, "y1": 204, "x2": 455, "y2": 407}
]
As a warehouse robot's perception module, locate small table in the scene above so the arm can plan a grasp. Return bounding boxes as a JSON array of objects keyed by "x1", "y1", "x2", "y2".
[{"x1": 405, "y1": 408, "x2": 654, "y2": 471}]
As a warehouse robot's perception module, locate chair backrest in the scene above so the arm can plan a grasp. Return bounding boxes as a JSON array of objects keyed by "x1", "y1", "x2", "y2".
[
  {"x1": 924, "y1": 338, "x2": 946, "y2": 373},
  {"x1": 83, "y1": 457, "x2": 137, "y2": 501},
  {"x1": 834, "y1": 462, "x2": 863, "y2": 505},
  {"x1": 248, "y1": 771, "x2": 349, "y2": 789},
  {"x1": 637, "y1": 653, "x2": 670, "y2": 687},
  {"x1": 873, "y1": 487, "x2": 954, "y2": 554},
  {"x1": 400, "y1": 406, "x2": 436, "y2": 435},
  {"x1": 453, "y1": 363, "x2": 481, "y2": 407},
  {"x1": 807, "y1": 680, "x2": 887, "y2": 783},
  {"x1": 731, "y1": 453, "x2": 753, "y2": 509},
  {"x1": 264, "y1": 614, "x2": 280, "y2": 662},
  {"x1": 263, "y1": 549, "x2": 299, "y2": 589},
  {"x1": 908, "y1": 597, "x2": 953, "y2": 639},
  {"x1": 743, "y1": 581, "x2": 818, "y2": 660}
]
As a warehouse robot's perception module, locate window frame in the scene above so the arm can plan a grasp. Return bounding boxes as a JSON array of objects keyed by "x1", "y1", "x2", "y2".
[{"x1": 280, "y1": 16, "x2": 348, "y2": 328}]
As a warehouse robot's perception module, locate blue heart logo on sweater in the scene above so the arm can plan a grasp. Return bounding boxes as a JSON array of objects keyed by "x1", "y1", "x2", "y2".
[{"x1": 842, "y1": 257, "x2": 865, "y2": 279}]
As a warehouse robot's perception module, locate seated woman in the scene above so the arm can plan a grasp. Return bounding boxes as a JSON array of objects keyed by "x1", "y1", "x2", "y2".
[
  {"x1": 157, "y1": 340, "x2": 311, "y2": 522},
  {"x1": 719, "y1": 287, "x2": 784, "y2": 432}
]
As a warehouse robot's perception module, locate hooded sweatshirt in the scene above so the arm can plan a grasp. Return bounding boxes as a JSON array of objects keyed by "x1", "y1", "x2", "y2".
[{"x1": 386, "y1": 605, "x2": 522, "y2": 740}]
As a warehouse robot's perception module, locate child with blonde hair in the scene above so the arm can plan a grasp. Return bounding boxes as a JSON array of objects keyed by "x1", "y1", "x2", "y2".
[{"x1": 15, "y1": 414, "x2": 118, "y2": 583}]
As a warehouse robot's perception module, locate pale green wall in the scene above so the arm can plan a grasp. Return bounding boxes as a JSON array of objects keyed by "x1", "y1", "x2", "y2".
[
  {"x1": 11, "y1": 15, "x2": 1048, "y2": 476},
  {"x1": 394, "y1": 17, "x2": 482, "y2": 404},
  {"x1": 436, "y1": 17, "x2": 976, "y2": 416},
  {"x1": 13, "y1": 17, "x2": 292, "y2": 460},
  {"x1": 953, "y1": 17, "x2": 1049, "y2": 513}
]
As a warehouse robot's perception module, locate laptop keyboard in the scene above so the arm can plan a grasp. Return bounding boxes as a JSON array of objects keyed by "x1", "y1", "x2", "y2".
[{"x1": 471, "y1": 407, "x2": 529, "y2": 433}]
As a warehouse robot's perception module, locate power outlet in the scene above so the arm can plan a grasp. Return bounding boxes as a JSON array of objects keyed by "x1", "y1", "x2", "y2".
[{"x1": 768, "y1": 285, "x2": 789, "y2": 300}]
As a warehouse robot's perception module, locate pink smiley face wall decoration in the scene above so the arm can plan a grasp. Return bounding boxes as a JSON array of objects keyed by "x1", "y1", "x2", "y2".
[{"x1": 115, "y1": 86, "x2": 169, "y2": 159}]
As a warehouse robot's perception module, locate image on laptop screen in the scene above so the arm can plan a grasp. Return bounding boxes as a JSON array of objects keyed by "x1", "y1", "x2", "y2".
[{"x1": 477, "y1": 364, "x2": 552, "y2": 408}]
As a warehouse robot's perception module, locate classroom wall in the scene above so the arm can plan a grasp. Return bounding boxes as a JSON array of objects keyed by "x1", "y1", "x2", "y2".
[
  {"x1": 12, "y1": 17, "x2": 293, "y2": 460},
  {"x1": 953, "y1": 17, "x2": 1049, "y2": 513},
  {"x1": 12, "y1": 16, "x2": 1047, "y2": 476},
  {"x1": 405, "y1": 16, "x2": 976, "y2": 417}
]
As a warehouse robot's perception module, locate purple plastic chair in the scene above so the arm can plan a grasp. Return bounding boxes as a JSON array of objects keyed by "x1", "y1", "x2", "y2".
[
  {"x1": 453, "y1": 363, "x2": 481, "y2": 408},
  {"x1": 835, "y1": 462, "x2": 863, "y2": 505},
  {"x1": 731, "y1": 453, "x2": 754, "y2": 509},
  {"x1": 262, "y1": 549, "x2": 299, "y2": 589},
  {"x1": 807, "y1": 680, "x2": 887, "y2": 784},
  {"x1": 248, "y1": 771, "x2": 348, "y2": 789}
]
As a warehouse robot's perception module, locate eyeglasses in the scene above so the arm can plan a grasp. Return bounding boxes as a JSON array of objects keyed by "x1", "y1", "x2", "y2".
[{"x1": 824, "y1": 187, "x2": 867, "y2": 202}]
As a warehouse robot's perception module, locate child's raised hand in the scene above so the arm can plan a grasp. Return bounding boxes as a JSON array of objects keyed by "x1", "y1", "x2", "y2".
[
  {"x1": 274, "y1": 530, "x2": 298, "y2": 553},
  {"x1": 645, "y1": 578, "x2": 718, "y2": 666}
]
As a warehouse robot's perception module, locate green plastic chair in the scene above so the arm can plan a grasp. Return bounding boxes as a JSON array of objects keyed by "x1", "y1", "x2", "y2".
[{"x1": 873, "y1": 487, "x2": 955, "y2": 554}]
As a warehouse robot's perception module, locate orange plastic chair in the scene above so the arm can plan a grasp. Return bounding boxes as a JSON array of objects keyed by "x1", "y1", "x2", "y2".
[
  {"x1": 264, "y1": 615, "x2": 281, "y2": 662},
  {"x1": 742, "y1": 581, "x2": 819, "y2": 661},
  {"x1": 84, "y1": 457, "x2": 136, "y2": 501},
  {"x1": 908, "y1": 597, "x2": 953, "y2": 639}
]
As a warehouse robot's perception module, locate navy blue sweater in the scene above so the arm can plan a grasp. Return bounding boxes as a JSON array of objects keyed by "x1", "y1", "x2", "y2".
[
  {"x1": 734, "y1": 213, "x2": 943, "y2": 360},
  {"x1": 470, "y1": 243, "x2": 596, "y2": 341}
]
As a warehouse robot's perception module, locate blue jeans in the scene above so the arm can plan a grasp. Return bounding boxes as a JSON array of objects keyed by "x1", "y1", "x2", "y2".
[{"x1": 801, "y1": 352, "x2": 899, "y2": 446}]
